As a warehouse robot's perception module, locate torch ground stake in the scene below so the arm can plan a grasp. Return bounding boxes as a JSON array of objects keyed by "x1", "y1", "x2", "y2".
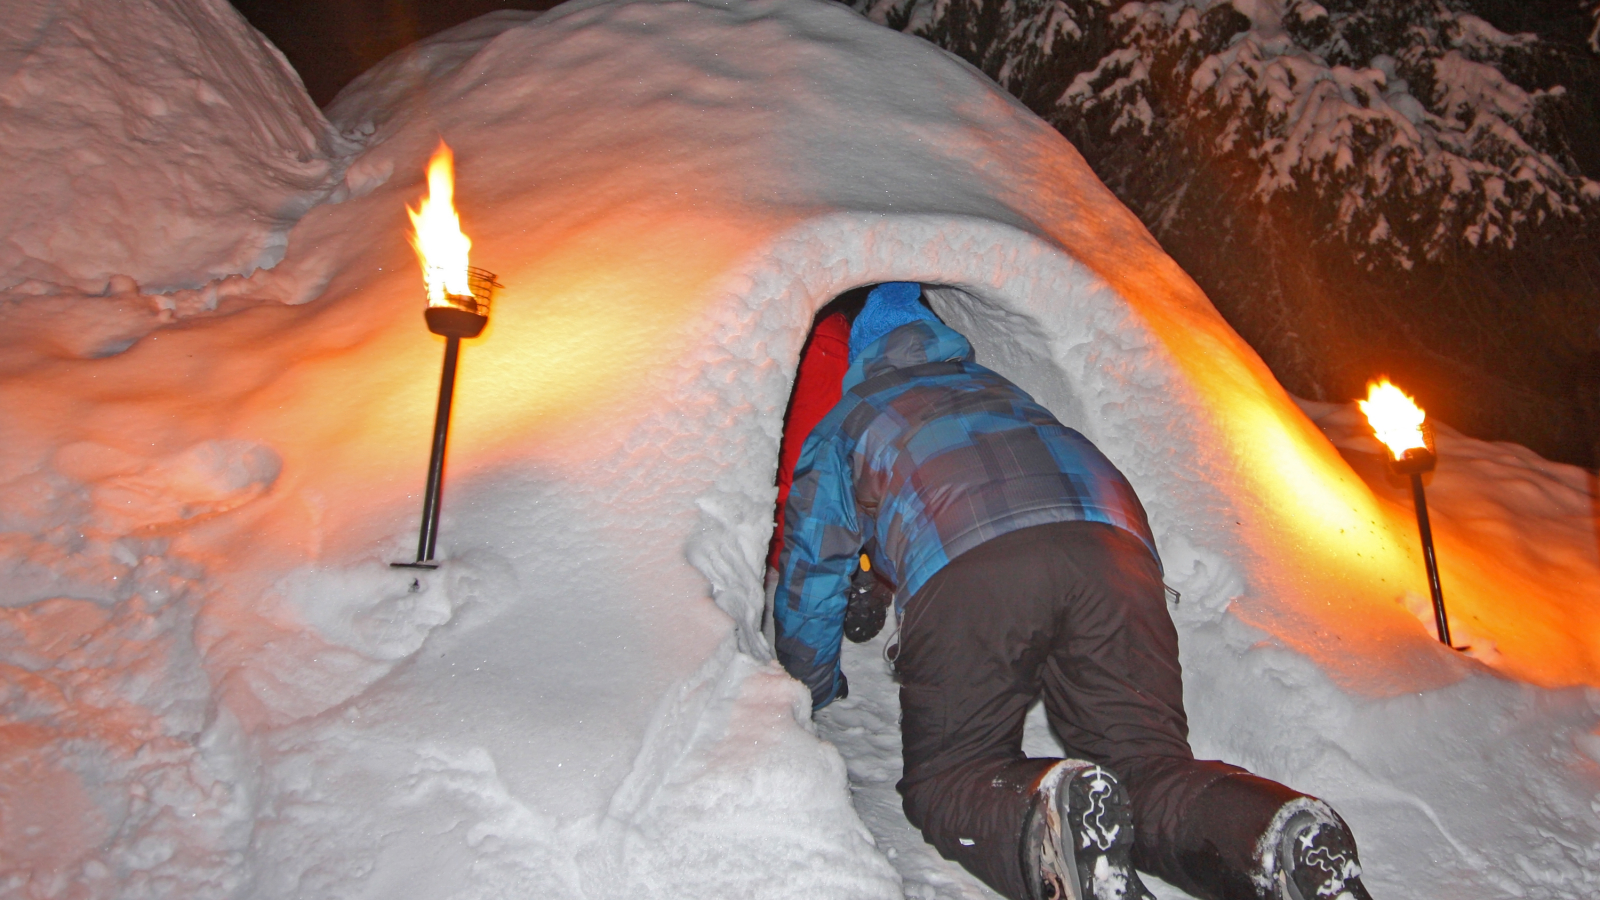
[
  {"x1": 392, "y1": 335, "x2": 462, "y2": 570},
  {"x1": 1408, "y1": 471, "x2": 1451, "y2": 646},
  {"x1": 1386, "y1": 426, "x2": 1458, "y2": 649}
]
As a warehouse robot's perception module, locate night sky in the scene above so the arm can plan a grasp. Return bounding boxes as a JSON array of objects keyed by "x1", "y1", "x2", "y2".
[{"x1": 231, "y1": 0, "x2": 564, "y2": 107}]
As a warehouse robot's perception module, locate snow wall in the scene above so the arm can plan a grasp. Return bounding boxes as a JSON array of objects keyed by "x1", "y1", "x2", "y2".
[{"x1": 1, "y1": 0, "x2": 1596, "y2": 897}]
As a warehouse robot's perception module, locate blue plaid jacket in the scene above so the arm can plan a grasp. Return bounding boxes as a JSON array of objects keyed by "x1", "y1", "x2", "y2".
[{"x1": 774, "y1": 319, "x2": 1159, "y2": 710}]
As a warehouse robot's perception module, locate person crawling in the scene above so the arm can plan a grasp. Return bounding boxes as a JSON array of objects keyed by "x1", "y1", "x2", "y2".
[{"x1": 774, "y1": 282, "x2": 1375, "y2": 900}]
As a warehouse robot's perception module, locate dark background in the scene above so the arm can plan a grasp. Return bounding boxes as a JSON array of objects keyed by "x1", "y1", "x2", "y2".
[{"x1": 231, "y1": 0, "x2": 563, "y2": 106}]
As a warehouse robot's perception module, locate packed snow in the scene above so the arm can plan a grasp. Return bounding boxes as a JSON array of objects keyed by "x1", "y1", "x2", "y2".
[{"x1": 1, "y1": 1, "x2": 1597, "y2": 899}]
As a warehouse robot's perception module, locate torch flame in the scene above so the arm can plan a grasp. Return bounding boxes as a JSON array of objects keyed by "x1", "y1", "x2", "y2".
[
  {"x1": 408, "y1": 142, "x2": 473, "y2": 307},
  {"x1": 1359, "y1": 378, "x2": 1428, "y2": 459}
]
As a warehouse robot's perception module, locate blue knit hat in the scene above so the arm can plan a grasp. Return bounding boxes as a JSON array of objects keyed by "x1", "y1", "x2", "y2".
[{"x1": 849, "y1": 282, "x2": 935, "y2": 361}]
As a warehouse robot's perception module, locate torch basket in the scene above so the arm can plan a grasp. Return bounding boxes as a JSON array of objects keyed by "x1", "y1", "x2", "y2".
[
  {"x1": 425, "y1": 266, "x2": 501, "y2": 338},
  {"x1": 1386, "y1": 422, "x2": 1437, "y2": 477}
]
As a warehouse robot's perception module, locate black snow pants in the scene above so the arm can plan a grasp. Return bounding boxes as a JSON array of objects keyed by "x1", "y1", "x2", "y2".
[{"x1": 895, "y1": 521, "x2": 1307, "y2": 900}]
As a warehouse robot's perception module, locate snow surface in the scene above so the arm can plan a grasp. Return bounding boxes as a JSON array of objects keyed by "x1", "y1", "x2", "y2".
[{"x1": 1, "y1": 0, "x2": 1598, "y2": 898}]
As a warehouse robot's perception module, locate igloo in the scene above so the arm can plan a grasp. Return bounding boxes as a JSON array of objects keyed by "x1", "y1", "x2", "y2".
[{"x1": 2, "y1": 1, "x2": 1597, "y2": 897}]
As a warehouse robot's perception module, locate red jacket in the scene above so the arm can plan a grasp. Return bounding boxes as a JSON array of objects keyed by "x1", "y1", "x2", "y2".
[{"x1": 769, "y1": 312, "x2": 852, "y2": 569}]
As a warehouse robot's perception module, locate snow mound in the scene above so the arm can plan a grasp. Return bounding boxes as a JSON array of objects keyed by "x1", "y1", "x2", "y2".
[
  {"x1": 0, "y1": 0, "x2": 343, "y2": 295},
  {"x1": 1, "y1": 1, "x2": 1597, "y2": 898}
]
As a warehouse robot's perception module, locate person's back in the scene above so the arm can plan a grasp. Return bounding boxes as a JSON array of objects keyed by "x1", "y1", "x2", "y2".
[{"x1": 776, "y1": 314, "x2": 1157, "y2": 706}]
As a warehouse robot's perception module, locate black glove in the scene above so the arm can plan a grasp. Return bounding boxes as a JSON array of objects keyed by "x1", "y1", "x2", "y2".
[
  {"x1": 843, "y1": 565, "x2": 891, "y2": 643},
  {"x1": 834, "y1": 672, "x2": 849, "y2": 701}
]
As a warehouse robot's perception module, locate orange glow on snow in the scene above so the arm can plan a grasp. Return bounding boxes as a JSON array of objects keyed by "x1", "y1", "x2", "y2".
[
  {"x1": 1076, "y1": 263, "x2": 1456, "y2": 689},
  {"x1": 408, "y1": 142, "x2": 474, "y2": 307},
  {"x1": 1360, "y1": 379, "x2": 1427, "y2": 460}
]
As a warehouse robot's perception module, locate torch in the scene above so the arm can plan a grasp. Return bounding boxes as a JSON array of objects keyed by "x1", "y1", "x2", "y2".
[
  {"x1": 1359, "y1": 379, "x2": 1454, "y2": 647},
  {"x1": 393, "y1": 142, "x2": 499, "y2": 571}
]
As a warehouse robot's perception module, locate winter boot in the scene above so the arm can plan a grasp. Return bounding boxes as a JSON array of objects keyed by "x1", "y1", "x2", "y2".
[
  {"x1": 1020, "y1": 760, "x2": 1156, "y2": 900},
  {"x1": 1266, "y1": 800, "x2": 1374, "y2": 900}
]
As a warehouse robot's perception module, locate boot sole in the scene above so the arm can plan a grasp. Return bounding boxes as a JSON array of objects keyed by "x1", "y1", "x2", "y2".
[{"x1": 1032, "y1": 763, "x2": 1148, "y2": 900}]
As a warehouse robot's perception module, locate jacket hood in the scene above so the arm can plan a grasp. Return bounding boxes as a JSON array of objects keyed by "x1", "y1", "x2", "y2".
[
  {"x1": 849, "y1": 282, "x2": 937, "y2": 361},
  {"x1": 841, "y1": 319, "x2": 976, "y2": 392}
]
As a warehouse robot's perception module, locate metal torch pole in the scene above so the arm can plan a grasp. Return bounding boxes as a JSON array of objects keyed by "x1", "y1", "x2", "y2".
[
  {"x1": 1408, "y1": 472, "x2": 1451, "y2": 646},
  {"x1": 414, "y1": 335, "x2": 461, "y2": 564}
]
